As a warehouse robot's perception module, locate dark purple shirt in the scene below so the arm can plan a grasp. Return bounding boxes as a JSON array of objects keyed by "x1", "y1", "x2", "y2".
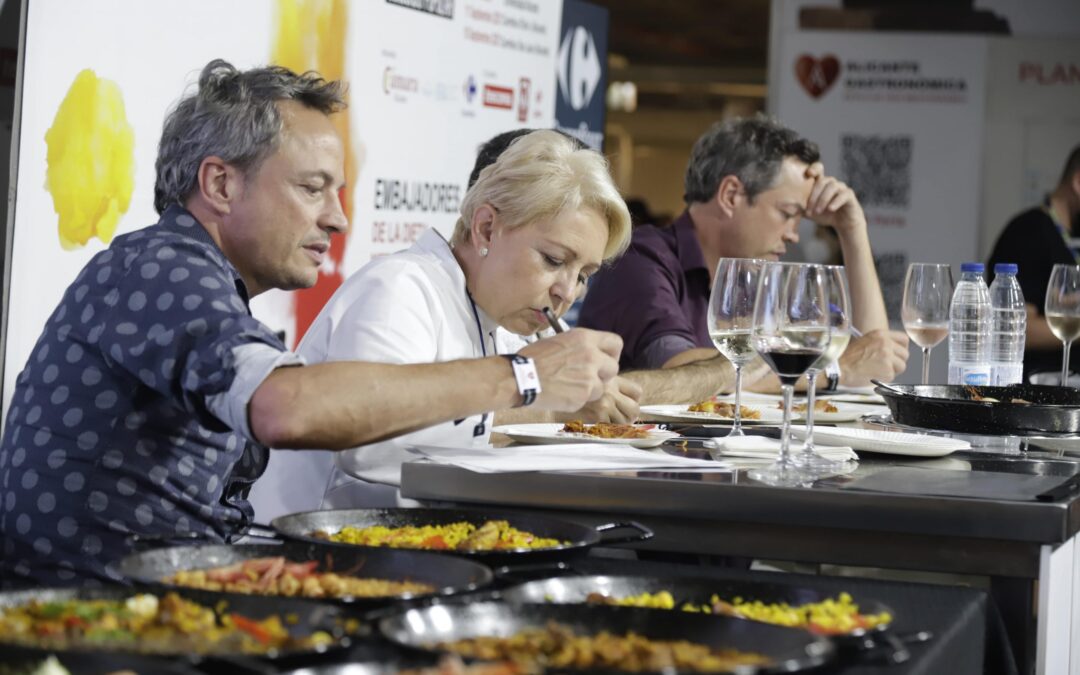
[{"x1": 579, "y1": 211, "x2": 711, "y2": 369}]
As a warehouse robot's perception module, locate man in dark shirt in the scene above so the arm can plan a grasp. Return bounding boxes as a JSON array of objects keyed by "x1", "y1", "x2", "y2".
[
  {"x1": 987, "y1": 144, "x2": 1080, "y2": 380},
  {"x1": 0, "y1": 60, "x2": 623, "y2": 586},
  {"x1": 578, "y1": 117, "x2": 909, "y2": 402}
]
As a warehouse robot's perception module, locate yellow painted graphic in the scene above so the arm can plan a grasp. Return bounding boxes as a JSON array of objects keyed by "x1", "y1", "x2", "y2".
[
  {"x1": 45, "y1": 69, "x2": 135, "y2": 250},
  {"x1": 273, "y1": 0, "x2": 357, "y2": 345}
]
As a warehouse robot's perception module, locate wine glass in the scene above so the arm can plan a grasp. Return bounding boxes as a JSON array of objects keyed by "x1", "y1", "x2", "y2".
[
  {"x1": 1045, "y1": 264, "x2": 1080, "y2": 386},
  {"x1": 793, "y1": 265, "x2": 853, "y2": 472},
  {"x1": 902, "y1": 263, "x2": 954, "y2": 385},
  {"x1": 748, "y1": 262, "x2": 831, "y2": 487},
  {"x1": 708, "y1": 258, "x2": 765, "y2": 437}
]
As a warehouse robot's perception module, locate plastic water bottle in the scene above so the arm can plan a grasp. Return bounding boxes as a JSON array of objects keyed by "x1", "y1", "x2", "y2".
[
  {"x1": 989, "y1": 263, "x2": 1026, "y2": 386},
  {"x1": 948, "y1": 262, "x2": 991, "y2": 386}
]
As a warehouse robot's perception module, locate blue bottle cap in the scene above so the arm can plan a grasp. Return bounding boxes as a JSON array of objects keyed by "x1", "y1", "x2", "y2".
[
  {"x1": 994, "y1": 263, "x2": 1018, "y2": 275},
  {"x1": 960, "y1": 262, "x2": 984, "y2": 273}
]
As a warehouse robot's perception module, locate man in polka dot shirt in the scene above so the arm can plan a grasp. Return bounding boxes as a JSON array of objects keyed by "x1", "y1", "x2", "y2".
[{"x1": 0, "y1": 59, "x2": 623, "y2": 587}]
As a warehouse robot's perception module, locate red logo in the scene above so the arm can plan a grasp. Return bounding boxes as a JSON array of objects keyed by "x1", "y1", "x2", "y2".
[
  {"x1": 482, "y1": 84, "x2": 514, "y2": 109},
  {"x1": 518, "y1": 78, "x2": 531, "y2": 122},
  {"x1": 795, "y1": 54, "x2": 840, "y2": 99}
]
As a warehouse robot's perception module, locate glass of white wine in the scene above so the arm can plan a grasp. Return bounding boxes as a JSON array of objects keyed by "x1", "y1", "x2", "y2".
[
  {"x1": 708, "y1": 258, "x2": 764, "y2": 437},
  {"x1": 793, "y1": 265, "x2": 852, "y2": 471},
  {"x1": 1045, "y1": 264, "x2": 1080, "y2": 386},
  {"x1": 902, "y1": 263, "x2": 954, "y2": 385},
  {"x1": 748, "y1": 262, "x2": 831, "y2": 487}
]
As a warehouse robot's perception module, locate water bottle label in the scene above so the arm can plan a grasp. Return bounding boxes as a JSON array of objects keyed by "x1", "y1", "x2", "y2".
[{"x1": 957, "y1": 366, "x2": 990, "y2": 386}]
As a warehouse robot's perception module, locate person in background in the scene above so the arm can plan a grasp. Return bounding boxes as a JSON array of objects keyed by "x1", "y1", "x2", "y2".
[
  {"x1": 251, "y1": 129, "x2": 637, "y2": 516},
  {"x1": 987, "y1": 144, "x2": 1080, "y2": 382},
  {"x1": 0, "y1": 62, "x2": 621, "y2": 586},
  {"x1": 578, "y1": 116, "x2": 909, "y2": 403}
]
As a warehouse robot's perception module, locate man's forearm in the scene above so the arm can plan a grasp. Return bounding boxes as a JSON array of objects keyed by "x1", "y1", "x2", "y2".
[
  {"x1": 625, "y1": 355, "x2": 737, "y2": 405},
  {"x1": 250, "y1": 358, "x2": 520, "y2": 449},
  {"x1": 838, "y1": 227, "x2": 889, "y2": 333}
]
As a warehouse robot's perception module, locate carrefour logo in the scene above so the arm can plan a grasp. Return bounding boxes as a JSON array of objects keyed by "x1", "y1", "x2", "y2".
[{"x1": 557, "y1": 25, "x2": 601, "y2": 111}]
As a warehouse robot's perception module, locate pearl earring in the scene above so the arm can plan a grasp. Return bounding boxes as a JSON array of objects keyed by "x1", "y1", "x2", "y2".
[{"x1": 479, "y1": 247, "x2": 489, "y2": 257}]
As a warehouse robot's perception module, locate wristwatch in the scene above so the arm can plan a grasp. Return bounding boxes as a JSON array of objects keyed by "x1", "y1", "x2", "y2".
[
  {"x1": 824, "y1": 361, "x2": 841, "y2": 392},
  {"x1": 504, "y1": 354, "x2": 541, "y2": 406}
]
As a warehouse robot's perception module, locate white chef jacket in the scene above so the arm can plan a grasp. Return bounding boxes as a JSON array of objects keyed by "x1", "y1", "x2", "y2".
[{"x1": 249, "y1": 229, "x2": 528, "y2": 519}]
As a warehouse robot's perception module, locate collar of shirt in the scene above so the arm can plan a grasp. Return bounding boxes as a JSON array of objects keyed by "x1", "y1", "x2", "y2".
[
  {"x1": 418, "y1": 228, "x2": 502, "y2": 349},
  {"x1": 159, "y1": 204, "x2": 253, "y2": 309},
  {"x1": 671, "y1": 210, "x2": 709, "y2": 277}
]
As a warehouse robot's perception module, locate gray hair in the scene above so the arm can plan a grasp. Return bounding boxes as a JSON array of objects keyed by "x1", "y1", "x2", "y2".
[
  {"x1": 154, "y1": 59, "x2": 347, "y2": 214},
  {"x1": 684, "y1": 115, "x2": 820, "y2": 205}
]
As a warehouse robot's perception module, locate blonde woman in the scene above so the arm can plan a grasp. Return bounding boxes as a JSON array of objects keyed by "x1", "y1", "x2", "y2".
[{"x1": 251, "y1": 129, "x2": 636, "y2": 514}]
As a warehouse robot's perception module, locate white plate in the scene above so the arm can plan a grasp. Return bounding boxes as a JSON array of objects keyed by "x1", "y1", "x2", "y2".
[
  {"x1": 492, "y1": 423, "x2": 679, "y2": 449},
  {"x1": 639, "y1": 404, "x2": 784, "y2": 424},
  {"x1": 790, "y1": 426, "x2": 969, "y2": 457},
  {"x1": 791, "y1": 401, "x2": 890, "y2": 423}
]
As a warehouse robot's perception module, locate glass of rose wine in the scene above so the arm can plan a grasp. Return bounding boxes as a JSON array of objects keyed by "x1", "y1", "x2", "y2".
[
  {"x1": 1045, "y1": 264, "x2": 1080, "y2": 386},
  {"x1": 748, "y1": 262, "x2": 831, "y2": 487},
  {"x1": 708, "y1": 258, "x2": 764, "y2": 437},
  {"x1": 902, "y1": 263, "x2": 954, "y2": 385}
]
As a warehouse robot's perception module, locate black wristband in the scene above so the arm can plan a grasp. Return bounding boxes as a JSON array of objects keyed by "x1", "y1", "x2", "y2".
[{"x1": 502, "y1": 354, "x2": 540, "y2": 407}]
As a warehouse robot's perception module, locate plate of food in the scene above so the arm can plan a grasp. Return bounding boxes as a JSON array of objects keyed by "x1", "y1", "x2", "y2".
[
  {"x1": 785, "y1": 399, "x2": 888, "y2": 423},
  {"x1": 639, "y1": 400, "x2": 784, "y2": 424},
  {"x1": 493, "y1": 422, "x2": 679, "y2": 449}
]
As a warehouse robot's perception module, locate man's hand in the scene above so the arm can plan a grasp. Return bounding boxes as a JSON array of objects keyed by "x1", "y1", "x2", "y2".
[
  {"x1": 804, "y1": 162, "x2": 867, "y2": 236},
  {"x1": 555, "y1": 376, "x2": 642, "y2": 423},
  {"x1": 519, "y1": 328, "x2": 621, "y2": 412},
  {"x1": 838, "y1": 329, "x2": 909, "y2": 386}
]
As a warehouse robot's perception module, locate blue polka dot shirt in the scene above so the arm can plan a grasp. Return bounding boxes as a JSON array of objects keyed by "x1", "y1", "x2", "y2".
[{"x1": 0, "y1": 206, "x2": 289, "y2": 587}]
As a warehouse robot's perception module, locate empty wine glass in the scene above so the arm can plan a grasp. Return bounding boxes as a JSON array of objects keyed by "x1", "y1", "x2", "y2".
[
  {"x1": 748, "y1": 262, "x2": 831, "y2": 487},
  {"x1": 794, "y1": 265, "x2": 852, "y2": 472},
  {"x1": 1045, "y1": 264, "x2": 1080, "y2": 386},
  {"x1": 708, "y1": 258, "x2": 765, "y2": 437},
  {"x1": 902, "y1": 263, "x2": 954, "y2": 385}
]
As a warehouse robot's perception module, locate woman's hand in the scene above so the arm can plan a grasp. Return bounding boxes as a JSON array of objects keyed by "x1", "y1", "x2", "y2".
[
  {"x1": 558, "y1": 376, "x2": 642, "y2": 423},
  {"x1": 519, "y1": 328, "x2": 622, "y2": 412}
]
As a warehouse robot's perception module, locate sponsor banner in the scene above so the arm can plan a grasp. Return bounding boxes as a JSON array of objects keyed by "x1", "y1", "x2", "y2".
[
  {"x1": 555, "y1": 0, "x2": 607, "y2": 150},
  {"x1": 773, "y1": 28, "x2": 988, "y2": 383},
  {"x1": 2, "y1": 0, "x2": 569, "y2": 410}
]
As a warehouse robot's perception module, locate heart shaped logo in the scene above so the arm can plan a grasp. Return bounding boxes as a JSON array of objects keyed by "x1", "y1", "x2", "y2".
[{"x1": 795, "y1": 54, "x2": 841, "y2": 99}]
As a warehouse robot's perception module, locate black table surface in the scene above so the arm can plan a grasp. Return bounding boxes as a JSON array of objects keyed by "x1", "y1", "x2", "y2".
[{"x1": 400, "y1": 445, "x2": 1080, "y2": 546}]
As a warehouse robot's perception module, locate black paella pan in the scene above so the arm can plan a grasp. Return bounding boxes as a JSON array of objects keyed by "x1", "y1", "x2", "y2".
[
  {"x1": 378, "y1": 600, "x2": 834, "y2": 673},
  {"x1": 498, "y1": 574, "x2": 895, "y2": 639},
  {"x1": 270, "y1": 507, "x2": 653, "y2": 565},
  {"x1": 114, "y1": 541, "x2": 494, "y2": 609},
  {"x1": 873, "y1": 381, "x2": 1080, "y2": 435},
  {"x1": 0, "y1": 584, "x2": 359, "y2": 664}
]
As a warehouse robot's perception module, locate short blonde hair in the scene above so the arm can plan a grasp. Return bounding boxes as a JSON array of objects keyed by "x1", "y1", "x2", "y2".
[{"x1": 452, "y1": 130, "x2": 631, "y2": 261}]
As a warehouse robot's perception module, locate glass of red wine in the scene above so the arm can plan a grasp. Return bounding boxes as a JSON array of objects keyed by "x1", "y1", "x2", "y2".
[
  {"x1": 901, "y1": 263, "x2": 954, "y2": 385},
  {"x1": 748, "y1": 262, "x2": 831, "y2": 487}
]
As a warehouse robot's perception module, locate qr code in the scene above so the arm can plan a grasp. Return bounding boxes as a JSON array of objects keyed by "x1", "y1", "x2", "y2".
[
  {"x1": 841, "y1": 134, "x2": 912, "y2": 209},
  {"x1": 874, "y1": 250, "x2": 908, "y2": 327}
]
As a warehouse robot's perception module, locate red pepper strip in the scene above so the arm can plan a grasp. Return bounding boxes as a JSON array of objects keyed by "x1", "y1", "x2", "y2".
[
  {"x1": 230, "y1": 614, "x2": 273, "y2": 645},
  {"x1": 421, "y1": 535, "x2": 448, "y2": 550}
]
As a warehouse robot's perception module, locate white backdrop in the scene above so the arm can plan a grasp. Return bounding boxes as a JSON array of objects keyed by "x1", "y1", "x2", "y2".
[{"x1": 2, "y1": 0, "x2": 565, "y2": 414}]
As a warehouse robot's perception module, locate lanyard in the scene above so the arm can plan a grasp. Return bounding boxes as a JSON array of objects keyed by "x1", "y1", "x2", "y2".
[
  {"x1": 1044, "y1": 199, "x2": 1080, "y2": 265},
  {"x1": 465, "y1": 288, "x2": 493, "y2": 438}
]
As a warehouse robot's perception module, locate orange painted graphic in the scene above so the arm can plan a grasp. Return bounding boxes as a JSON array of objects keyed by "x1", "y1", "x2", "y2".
[
  {"x1": 273, "y1": 0, "x2": 356, "y2": 347},
  {"x1": 45, "y1": 69, "x2": 135, "y2": 249}
]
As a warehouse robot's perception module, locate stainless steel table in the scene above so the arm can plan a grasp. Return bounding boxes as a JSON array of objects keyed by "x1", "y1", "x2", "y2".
[{"x1": 401, "y1": 449, "x2": 1080, "y2": 674}]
